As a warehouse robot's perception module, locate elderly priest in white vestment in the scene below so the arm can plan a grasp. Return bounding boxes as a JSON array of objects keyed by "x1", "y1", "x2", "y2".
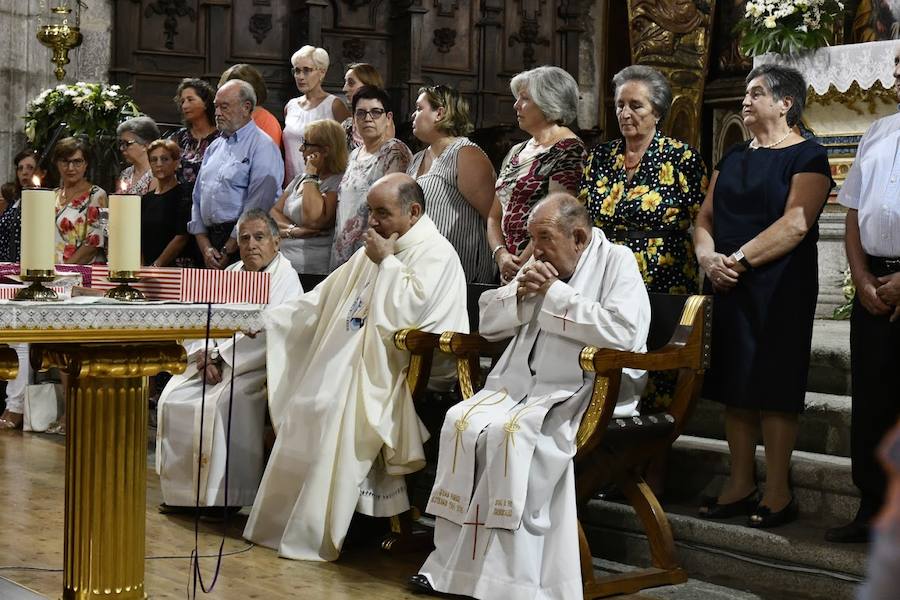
[
  {"x1": 411, "y1": 193, "x2": 651, "y2": 599},
  {"x1": 243, "y1": 172, "x2": 469, "y2": 561},
  {"x1": 156, "y1": 209, "x2": 302, "y2": 512}
]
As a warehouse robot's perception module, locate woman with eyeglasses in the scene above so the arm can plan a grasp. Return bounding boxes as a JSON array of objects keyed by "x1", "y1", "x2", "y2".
[
  {"x1": 407, "y1": 85, "x2": 496, "y2": 283},
  {"x1": 169, "y1": 78, "x2": 219, "y2": 189},
  {"x1": 341, "y1": 63, "x2": 394, "y2": 150},
  {"x1": 270, "y1": 119, "x2": 348, "y2": 287},
  {"x1": 283, "y1": 45, "x2": 352, "y2": 184},
  {"x1": 331, "y1": 86, "x2": 412, "y2": 269},
  {"x1": 53, "y1": 137, "x2": 106, "y2": 265},
  {"x1": 116, "y1": 116, "x2": 161, "y2": 195},
  {"x1": 142, "y1": 139, "x2": 193, "y2": 268}
]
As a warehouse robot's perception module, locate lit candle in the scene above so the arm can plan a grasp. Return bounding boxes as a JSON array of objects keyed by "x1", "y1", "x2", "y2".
[
  {"x1": 108, "y1": 191, "x2": 141, "y2": 273},
  {"x1": 20, "y1": 184, "x2": 56, "y2": 273}
]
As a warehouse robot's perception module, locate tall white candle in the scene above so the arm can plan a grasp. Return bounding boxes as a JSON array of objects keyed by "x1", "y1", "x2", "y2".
[
  {"x1": 108, "y1": 194, "x2": 141, "y2": 273},
  {"x1": 20, "y1": 188, "x2": 56, "y2": 273}
]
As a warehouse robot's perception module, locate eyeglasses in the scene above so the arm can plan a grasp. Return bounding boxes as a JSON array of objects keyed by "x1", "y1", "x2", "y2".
[
  {"x1": 118, "y1": 139, "x2": 138, "y2": 150},
  {"x1": 292, "y1": 67, "x2": 318, "y2": 77},
  {"x1": 355, "y1": 108, "x2": 386, "y2": 121},
  {"x1": 300, "y1": 142, "x2": 322, "y2": 151},
  {"x1": 58, "y1": 158, "x2": 86, "y2": 168}
]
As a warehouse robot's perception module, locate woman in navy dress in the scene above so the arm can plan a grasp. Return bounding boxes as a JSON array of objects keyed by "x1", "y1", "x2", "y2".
[{"x1": 694, "y1": 64, "x2": 834, "y2": 528}]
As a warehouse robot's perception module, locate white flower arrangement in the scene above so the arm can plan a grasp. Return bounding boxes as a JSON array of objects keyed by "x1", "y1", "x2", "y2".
[
  {"x1": 22, "y1": 81, "x2": 139, "y2": 153},
  {"x1": 736, "y1": 0, "x2": 845, "y2": 56}
]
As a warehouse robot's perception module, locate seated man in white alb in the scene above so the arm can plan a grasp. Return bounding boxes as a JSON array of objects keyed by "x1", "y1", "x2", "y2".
[
  {"x1": 156, "y1": 209, "x2": 302, "y2": 513},
  {"x1": 411, "y1": 193, "x2": 651, "y2": 599},
  {"x1": 243, "y1": 173, "x2": 469, "y2": 561}
]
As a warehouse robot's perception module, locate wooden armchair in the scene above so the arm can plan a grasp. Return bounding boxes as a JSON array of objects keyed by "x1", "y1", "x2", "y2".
[{"x1": 438, "y1": 293, "x2": 712, "y2": 598}]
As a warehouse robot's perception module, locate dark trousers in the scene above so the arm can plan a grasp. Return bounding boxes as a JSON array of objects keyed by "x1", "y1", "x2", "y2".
[
  {"x1": 205, "y1": 221, "x2": 238, "y2": 269},
  {"x1": 850, "y1": 293, "x2": 900, "y2": 521}
]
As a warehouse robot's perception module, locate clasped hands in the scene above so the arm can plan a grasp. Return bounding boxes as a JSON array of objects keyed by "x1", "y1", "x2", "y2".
[
  {"x1": 516, "y1": 260, "x2": 558, "y2": 299},
  {"x1": 701, "y1": 253, "x2": 743, "y2": 293},
  {"x1": 858, "y1": 271, "x2": 900, "y2": 322}
]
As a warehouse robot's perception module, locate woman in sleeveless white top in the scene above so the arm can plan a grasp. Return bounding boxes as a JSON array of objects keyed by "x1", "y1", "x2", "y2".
[
  {"x1": 407, "y1": 87, "x2": 497, "y2": 283},
  {"x1": 284, "y1": 46, "x2": 351, "y2": 182}
]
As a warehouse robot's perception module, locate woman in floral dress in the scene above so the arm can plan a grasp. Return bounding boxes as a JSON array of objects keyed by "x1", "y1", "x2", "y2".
[
  {"x1": 487, "y1": 66, "x2": 586, "y2": 283},
  {"x1": 580, "y1": 65, "x2": 707, "y2": 410},
  {"x1": 169, "y1": 78, "x2": 219, "y2": 189},
  {"x1": 53, "y1": 137, "x2": 106, "y2": 264}
]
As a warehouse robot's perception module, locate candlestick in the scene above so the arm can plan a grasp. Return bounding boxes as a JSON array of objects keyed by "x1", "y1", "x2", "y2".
[
  {"x1": 20, "y1": 188, "x2": 56, "y2": 273},
  {"x1": 108, "y1": 193, "x2": 141, "y2": 273}
]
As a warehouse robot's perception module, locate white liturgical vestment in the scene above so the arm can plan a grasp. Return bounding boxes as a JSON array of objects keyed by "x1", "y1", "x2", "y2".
[
  {"x1": 155, "y1": 252, "x2": 302, "y2": 507},
  {"x1": 421, "y1": 228, "x2": 651, "y2": 600},
  {"x1": 243, "y1": 214, "x2": 469, "y2": 561}
]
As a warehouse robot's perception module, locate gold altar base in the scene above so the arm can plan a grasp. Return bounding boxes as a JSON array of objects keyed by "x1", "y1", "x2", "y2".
[
  {"x1": 105, "y1": 272, "x2": 144, "y2": 302},
  {"x1": 14, "y1": 270, "x2": 58, "y2": 302},
  {"x1": 34, "y1": 344, "x2": 187, "y2": 600}
]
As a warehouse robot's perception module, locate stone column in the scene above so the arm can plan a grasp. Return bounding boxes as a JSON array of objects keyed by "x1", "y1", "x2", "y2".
[
  {"x1": 0, "y1": 0, "x2": 112, "y2": 174},
  {"x1": 817, "y1": 207, "x2": 849, "y2": 318}
]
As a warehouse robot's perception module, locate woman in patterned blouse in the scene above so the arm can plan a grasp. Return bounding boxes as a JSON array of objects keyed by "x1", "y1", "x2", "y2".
[
  {"x1": 579, "y1": 65, "x2": 707, "y2": 414},
  {"x1": 52, "y1": 137, "x2": 107, "y2": 265},
  {"x1": 169, "y1": 78, "x2": 219, "y2": 189},
  {"x1": 487, "y1": 66, "x2": 587, "y2": 283}
]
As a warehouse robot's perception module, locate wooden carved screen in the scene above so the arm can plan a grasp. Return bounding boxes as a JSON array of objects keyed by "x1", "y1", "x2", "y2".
[{"x1": 112, "y1": 0, "x2": 584, "y2": 135}]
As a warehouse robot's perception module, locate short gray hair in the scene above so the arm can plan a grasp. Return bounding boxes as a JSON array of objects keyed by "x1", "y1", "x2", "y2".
[
  {"x1": 397, "y1": 179, "x2": 426, "y2": 213},
  {"x1": 528, "y1": 192, "x2": 591, "y2": 235},
  {"x1": 237, "y1": 208, "x2": 278, "y2": 238},
  {"x1": 222, "y1": 79, "x2": 257, "y2": 111},
  {"x1": 116, "y1": 116, "x2": 160, "y2": 145},
  {"x1": 510, "y1": 66, "x2": 579, "y2": 125},
  {"x1": 745, "y1": 64, "x2": 807, "y2": 127},
  {"x1": 612, "y1": 65, "x2": 673, "y2": 121}
]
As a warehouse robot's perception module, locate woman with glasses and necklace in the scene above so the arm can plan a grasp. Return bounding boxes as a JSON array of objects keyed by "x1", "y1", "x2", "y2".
[
  {"x1": 270, "y1": 119, "x2": 348, "y2": 288},
  {"x1": 53, "y1": 137, "x2": 106, "y2": 265},
  {"x1": 407, "y1": 85, "x2": 496, "y2": 283},
  {"x1": 330, "y1": 86, "x2": 412, "y2": 270},
  {"x1": 283, "y1": 45, "x2": 351, "y2": 183},
  {"x1": 116, "y1": 116, "x2": 161, "y2": 195}
]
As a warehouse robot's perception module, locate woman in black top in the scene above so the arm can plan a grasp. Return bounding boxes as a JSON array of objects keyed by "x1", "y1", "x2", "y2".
[
  {"x1": 694, "y1": 64, "x2": 833, "y2": 528},
  {"x1": 142, "y1": 139, "x2": 193, "y2": 267}
]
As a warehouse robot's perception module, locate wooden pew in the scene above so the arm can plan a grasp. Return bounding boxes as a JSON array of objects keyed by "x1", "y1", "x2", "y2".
[{"x1": 437, "y1": 293, "x2": 712, "y2": 598}]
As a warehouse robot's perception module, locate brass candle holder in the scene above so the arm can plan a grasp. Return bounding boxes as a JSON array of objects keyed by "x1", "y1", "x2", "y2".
[
  {"x1": 105, "y1": 271, "x2": 145, "y2": 302},
  {"x1": 13, "y1": 269, "x2": 59, "y2": 301}
]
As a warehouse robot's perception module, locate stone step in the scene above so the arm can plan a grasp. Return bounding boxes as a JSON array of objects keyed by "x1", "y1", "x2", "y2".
[
  {"x1": 666, "y1": 435, "x2": 858, "y2": 523},
  {"x1": 808, "y1": 319, "x2": 851, "y2": 396},
  {"x1": 583, "y1": 498, "x2": 867, "y2": 600},
  {"x1": 590, "y1": 557, "x2": 764, "y2": 599},
  {"x1": 685, "y1": 393, "x2": 851, "y2": 457}
]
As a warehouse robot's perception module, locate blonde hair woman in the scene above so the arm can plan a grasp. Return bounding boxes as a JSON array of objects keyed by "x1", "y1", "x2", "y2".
[
  {"x1": 283, "y1": 45, "x2": 351, "y2": 183},
  {"x1": 270, "y1": 119, "x2": 349, "y2": 283}
]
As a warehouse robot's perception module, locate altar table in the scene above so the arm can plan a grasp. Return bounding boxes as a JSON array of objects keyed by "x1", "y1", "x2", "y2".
[{"x1": 0, "y1": 298, "x2": 264, "y2": 600}]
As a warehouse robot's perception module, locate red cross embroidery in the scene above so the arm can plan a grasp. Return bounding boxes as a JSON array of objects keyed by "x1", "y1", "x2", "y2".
[
  {"x1": 463, "y1": 504, "x2": 485, "y2": 560},
  {"x1": 554, "y1": 308, "x2": 572, "y2": 331}
]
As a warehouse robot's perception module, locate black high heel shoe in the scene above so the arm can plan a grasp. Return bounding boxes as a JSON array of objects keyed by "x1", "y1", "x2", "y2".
[
  {"x1": 698, "y1": 488, "x2": 759, "y2": 519},
  {"x1": 748, "y1": 497, "x2": 798, "y2": 529}
]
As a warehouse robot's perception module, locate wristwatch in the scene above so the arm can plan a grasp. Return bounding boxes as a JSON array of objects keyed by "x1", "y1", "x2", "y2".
[
  {"x1": 209, "y1": 348, "x2": 221, "y2": 363},
  {"x1": 732, "y1": 248, "x2": 753, "y2": 270}
]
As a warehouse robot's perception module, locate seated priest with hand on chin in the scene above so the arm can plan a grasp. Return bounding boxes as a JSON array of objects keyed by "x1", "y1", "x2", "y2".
[
  {"x1": 243, "y1": 172, "x2": 469, "y2": 561},
  {"x1": 155, "y1": 209, "x2": 302, "y2": 515},
  {"x1": 410, "y1": 193, "x2": 651, "y2": 600}
]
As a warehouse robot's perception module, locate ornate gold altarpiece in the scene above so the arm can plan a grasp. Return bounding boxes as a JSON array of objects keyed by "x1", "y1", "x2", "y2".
[
  {"x1": 626, "y1": 0, "x2": 717, "y2": 147},
  {"x1": 0, "y1": 300, "x2": 264, "y2": 600}
]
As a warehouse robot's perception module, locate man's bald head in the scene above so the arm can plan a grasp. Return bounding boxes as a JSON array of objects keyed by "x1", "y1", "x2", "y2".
[
  {"x1": 366, "y1": 173, "x2": 425, "y2": 238},
  {"x1": 527, "y1": 193, "x2": 592, "y2": 279},
  {"x1": 215, "y1": 80, "x2": 256, "y2": 136}
]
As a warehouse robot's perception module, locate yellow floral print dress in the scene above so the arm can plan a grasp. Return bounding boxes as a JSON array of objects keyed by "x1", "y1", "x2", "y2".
[{"x1": 579, "y1": 132, "x2": 708, "y2": 408}]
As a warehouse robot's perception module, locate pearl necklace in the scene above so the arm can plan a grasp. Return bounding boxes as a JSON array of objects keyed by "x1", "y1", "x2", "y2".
[{"x1": 749, "y1": 130, "x2": 791, "y2": 149}]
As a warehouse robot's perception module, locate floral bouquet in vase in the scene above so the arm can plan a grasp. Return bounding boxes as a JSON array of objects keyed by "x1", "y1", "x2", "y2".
[{"x1": 735, "y1": 0, "x2": 845, "y2": 57}]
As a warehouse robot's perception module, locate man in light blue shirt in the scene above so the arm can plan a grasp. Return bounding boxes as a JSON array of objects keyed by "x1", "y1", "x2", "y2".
[{"x1": 189, "y1": 79, "x2": 283, "y2": 269}]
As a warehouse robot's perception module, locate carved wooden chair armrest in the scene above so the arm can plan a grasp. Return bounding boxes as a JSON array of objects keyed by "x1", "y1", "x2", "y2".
[
  {"x1": 393, "y1": 328, "x2": 443, "y2": 402},
  {"x1": 436, "y1": 332, "x2": 511, "y2": 399}
]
